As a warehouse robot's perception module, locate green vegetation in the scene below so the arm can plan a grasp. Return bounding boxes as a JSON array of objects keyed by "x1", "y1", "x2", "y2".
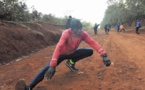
[
  {"x1": 100, "y1": 0, "x2": 145, "y2": 28},
  {"x1": 0, "y1": 0, "x2": 93, "y2": 30},
  {"x1": 0, "y1": 0, "x2": 67, "y2": 24},
  {"x1": 82, "y1": 21, "x2": 93, "y2": 31}
]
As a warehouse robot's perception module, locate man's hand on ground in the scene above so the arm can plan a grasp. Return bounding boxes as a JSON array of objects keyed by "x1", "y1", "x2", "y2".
[
  {"x1": 102, "y1": 53, "x2": 111, "y2": 66},
  {"x1": 44, "y1": 66, "x2": 56, "y2": 80}
]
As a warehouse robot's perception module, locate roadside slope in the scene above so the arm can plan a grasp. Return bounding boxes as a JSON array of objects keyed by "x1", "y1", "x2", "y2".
[{"x1": 0, "y1": 21, "x2": 63, "y2": 64}]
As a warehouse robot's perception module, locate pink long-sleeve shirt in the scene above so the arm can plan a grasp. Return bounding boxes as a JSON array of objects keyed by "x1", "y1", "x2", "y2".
[{"x1": 50, "y1": 29, "x2": 105, "y2": 67}]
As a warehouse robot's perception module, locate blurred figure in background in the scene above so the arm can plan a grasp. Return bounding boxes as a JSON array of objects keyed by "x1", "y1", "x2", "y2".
[
  {"x1": 93, "y1": 23, "x2": 99, "y2": 35},
  {"x1": 66, "y1": 15, "x2": 72, "y2": 29},
  {"x1": 116, "y1": 23, "x2": 120, "y2": 32},
  {"x1": 136, "y1": 20, "x2": 141, "y2": 34},
  {"x1": 104, "y1": 23, "x2": 111, "y2": 34},
  {"x1": 119, "y1": 23, "x2": 125, "y2": 33}
]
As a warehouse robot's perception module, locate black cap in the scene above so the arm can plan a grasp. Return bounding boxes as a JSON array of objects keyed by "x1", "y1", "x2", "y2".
[{"x1": 70, "y1": 19, "x2": 82, "y2": 30}]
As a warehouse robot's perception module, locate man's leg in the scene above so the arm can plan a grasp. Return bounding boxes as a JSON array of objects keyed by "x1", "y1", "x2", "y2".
[
  {"x1": 28, "y1": 54, "x2": 70, "y2": 89},
  {"x1": 56, "y1": 55, "x2": 79, "y2": 72},
  {"x1": 138, "y1": 27, "x2": 140, "y2": 34},
  {"x1": 117, "y1": 28, "x2": 119, "y2": 32},
  {"x1": 120, "y1": 29, "x2": 122, "y2": 32},
  {"x1": 36, "y1": 48, "x2": 93, "y2": 72},
  {"x1": 106, "y1": 29, "x2": 109, "y2": 34},
  {"x1": 108, "y1": 29, "x2": 110, "y2": 34},
  {"x1": 94, "y1": 30, "x2": 96, "y2": 35},
  {"x1": 105, "y1": 29, "x2": 107, "y2": 34},
  {"x1": 136, "y1": 27, "x2": 140, "y2": 34},
  {"x1": 27, "y1": 64, "x2": 50, "y2": 90},
  {"x1": 15, "y1": 64, "x2": 50, "y2": 90},
  {"x1": 64, "y1": 48, "x2": 93, "y2": 71},
  {"x1": 70, "y1": 48, "x2": 93, "y2": 62},
  {"x1": 123, "y1": 29, "x2": 125, "y2": 33},
  {"x1": 95, "y1": 30, "x2": 97, "y2": 35}
]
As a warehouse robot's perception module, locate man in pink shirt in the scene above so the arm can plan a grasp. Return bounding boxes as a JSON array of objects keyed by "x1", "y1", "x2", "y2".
[{"x1": 15, "y1": 19, "x2": 111, "y2": 90}]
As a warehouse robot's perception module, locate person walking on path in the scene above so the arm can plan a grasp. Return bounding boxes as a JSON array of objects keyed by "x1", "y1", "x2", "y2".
[
  {"x1": 15, "y1": 19, "x2": 111, "y2": 90},
  {"x1": 136, "y1": 20, "x2": 141, "y2": 34},
  {"x1": 66, "y1": 15, "x2": 72, "y2": 29},
  {"x1": 93, "y1": 23, "x2": 99, "y2": 35}
]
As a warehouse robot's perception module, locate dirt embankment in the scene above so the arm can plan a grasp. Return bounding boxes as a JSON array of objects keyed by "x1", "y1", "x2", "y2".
[{"x1": 0, "y1": 21, "x2": 64, "y2": 65}]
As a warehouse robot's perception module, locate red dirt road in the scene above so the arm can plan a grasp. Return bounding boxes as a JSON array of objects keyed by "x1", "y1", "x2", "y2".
[{"x1": 1, "y1": 30, "x2": 145, "y2": 90}]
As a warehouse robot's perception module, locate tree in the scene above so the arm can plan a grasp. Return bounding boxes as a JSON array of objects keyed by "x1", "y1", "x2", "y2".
[{"x1": 100, "y1": 0, "x2": 145, "y2": 28}]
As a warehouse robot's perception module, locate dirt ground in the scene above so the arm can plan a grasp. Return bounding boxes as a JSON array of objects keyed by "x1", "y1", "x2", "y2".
[{"x1": 1, "y1": 29, "x2": 145, "y2": 90}]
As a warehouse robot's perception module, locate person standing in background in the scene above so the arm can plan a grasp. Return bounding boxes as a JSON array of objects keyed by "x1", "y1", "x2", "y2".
[
  {"x1": 136, "y1": 20, "x2": 141, "y2": 34},
  {"x1": 93, "y1": 23, "x2": 99, "y2": 35},
  {"x1": 104, "y1": 23, "x2": 111, "y2": 34},
  {"x1": 66, "y1": 15, "x2": 72, "y2": 29}
]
